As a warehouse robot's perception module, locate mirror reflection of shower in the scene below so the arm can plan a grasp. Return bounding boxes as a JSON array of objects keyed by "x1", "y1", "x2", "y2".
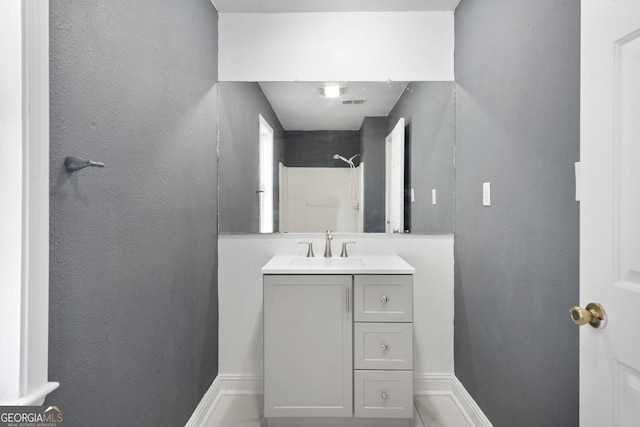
[{"x1": 333, "y1": 153, "x2": 360, "y2": 204}]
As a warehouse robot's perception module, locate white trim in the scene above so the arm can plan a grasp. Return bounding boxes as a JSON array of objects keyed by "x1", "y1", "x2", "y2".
[
  {"x1": 0, "y1": 0, "x2": 55, "y2": 406},
  {"x1": 414, "y1": 374, "x2": 493, "y2": 427},
  {"x1": 184, "y1": 376, "x2": 222, "y2": 427},
  {"x1": 187, "y1": 374, "x2": 491, "y2": 427},
  {"x1": 450, "y1": 376, "x2": 493, "y2": 427},
  {"x1": 16, "y1": 382, "x2": 60, "y2": 406},
  {"x1": 21, "y1": 0, "x2": 53, "y2": 403},
  {"x1": 184, "y1": 375, "x2": 262, "y2": 427},
  {"x1": 216, "y1": 374, "x2": 263, "y2": 395}
]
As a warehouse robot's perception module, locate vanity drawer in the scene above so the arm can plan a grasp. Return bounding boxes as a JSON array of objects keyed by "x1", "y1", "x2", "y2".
[
  {"x1": 354, "y1": 323, "x2": 413, "y2": 370},
  {"x1": 354, "y1": 370, "x2": 413, "y2": 418},
  {"x1": 354, "y1": 275, "x2": 412, "y2": 322}
]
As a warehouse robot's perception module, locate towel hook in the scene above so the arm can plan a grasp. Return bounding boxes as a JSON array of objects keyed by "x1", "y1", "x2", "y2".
[{"x1": 64, "y1": 156, "x2": 105, "y2": 173}]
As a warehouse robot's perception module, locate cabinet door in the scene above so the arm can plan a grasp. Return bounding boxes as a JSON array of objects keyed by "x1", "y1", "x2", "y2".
[{"x1": 264, "y1": 275, "x2": 353, "y2": 418}]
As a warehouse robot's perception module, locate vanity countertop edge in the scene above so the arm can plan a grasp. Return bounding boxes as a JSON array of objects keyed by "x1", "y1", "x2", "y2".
[{"x1": 261, "y1": 255, "x2": 415, "y2": 275}]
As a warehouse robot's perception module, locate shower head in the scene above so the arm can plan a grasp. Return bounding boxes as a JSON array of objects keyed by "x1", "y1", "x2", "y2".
[
  {"x1": 333, "y1": 153, "x2": 361, "y2": 168},
  {"x1": 333, "y1": 154, "x2": 350, "y2": 164}
]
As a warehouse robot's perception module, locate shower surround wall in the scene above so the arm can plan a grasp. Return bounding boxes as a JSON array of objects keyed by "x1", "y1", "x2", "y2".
[
  {"x1": 48, "y1": 1, "x2": 219, "y2": 426},
  {"x1": 454, "y1": 0, "x2": 580, "y2": 426}
]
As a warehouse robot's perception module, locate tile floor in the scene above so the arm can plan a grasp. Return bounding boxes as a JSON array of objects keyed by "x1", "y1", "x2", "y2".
[{"x1": 205, "y1": 394, "x2": 472, "y2": 427}]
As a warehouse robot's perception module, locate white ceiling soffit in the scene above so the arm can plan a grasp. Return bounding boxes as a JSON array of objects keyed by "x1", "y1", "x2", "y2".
[
  {"x1": 258, "y1": 81, "x2": 408, "y2": 131},
  {"x1": 211, "y1": 0, "x2": 460, "y2": 13}
]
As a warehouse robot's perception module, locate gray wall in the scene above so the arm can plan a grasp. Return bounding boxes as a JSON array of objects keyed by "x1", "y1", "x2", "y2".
[
  {"x1": 360, "y1": 117, "x2": 388, "y2": 232},
  {"x1": 218, "y1": 82, "x2": 284, "y2": 233},
  {"x1": 454, "y1": 1, "x2": 580, "y2": 426},
  {"x1": 48, "y1": 1, "x2": 219, "y2": 426},
  {"x1": 388, "y1": 82, "x2": 455, "y2": 233},
  {"x1": 284, "y1": 131, "x2": 361, "y2": 167}
]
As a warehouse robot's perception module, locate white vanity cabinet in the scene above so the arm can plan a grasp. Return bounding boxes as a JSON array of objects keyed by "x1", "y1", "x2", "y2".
[
  {"x1": 264, "y1": 275, "x2": 353, "y2": 418},
  {"x1": 262, "y1": 256, "x2": 415, "y2": 424}
]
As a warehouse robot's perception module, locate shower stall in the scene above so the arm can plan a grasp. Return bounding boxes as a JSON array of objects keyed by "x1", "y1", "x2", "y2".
[{"x1": 279, "y1": 155, "x2": 364, "y2": 233}]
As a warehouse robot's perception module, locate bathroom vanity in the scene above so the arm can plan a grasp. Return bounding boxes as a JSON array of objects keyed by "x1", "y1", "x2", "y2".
[{"x1": 262, "y1": 255, "x2": 415, "y2": 425}]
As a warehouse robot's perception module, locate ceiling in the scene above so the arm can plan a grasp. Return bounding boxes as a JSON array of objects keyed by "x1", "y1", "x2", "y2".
[
  {"x1": 258, "y1": 82, "x2": 408, "y2": 131},
  {"x1": 211, "y1": 0, "x2": 460, "y2": 13}
]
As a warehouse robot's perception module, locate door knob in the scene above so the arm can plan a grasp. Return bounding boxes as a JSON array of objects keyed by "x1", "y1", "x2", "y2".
[{"x1": 569, "y1": 302, "x2": 606, "y2": 328}]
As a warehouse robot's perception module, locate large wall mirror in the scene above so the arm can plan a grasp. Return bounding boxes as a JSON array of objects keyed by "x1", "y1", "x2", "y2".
[{"x1": 218, "y1": 81, "x2": 455, "y2": 234}]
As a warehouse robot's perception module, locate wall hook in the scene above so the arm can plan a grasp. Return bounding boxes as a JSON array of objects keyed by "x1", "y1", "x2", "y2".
[{"x1": 64, "y1": 156, "x2": 105, "y2": 173}]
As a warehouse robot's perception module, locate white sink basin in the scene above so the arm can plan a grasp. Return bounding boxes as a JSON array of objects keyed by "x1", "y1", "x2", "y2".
[
  {"x1": 288, "y1": 257, "x2": 365, "y2": 269},
  {"x1": 262, "y1": 255, "x2": 414, "y2": 274}
]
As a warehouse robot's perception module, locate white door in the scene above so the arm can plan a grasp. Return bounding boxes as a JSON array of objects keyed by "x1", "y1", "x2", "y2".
[
  {"x1": 263, "y1": 275, "x2": 353, "y2": 418},
  {"x1": 580, "y1": 1, "x2": 640, "y2": 425},
  {"x1": 258, "y1": 115, "x2": 274, "y2": 233},
  {"x1": 385, "y1": 118, "x2": 405, "y2": 233}
]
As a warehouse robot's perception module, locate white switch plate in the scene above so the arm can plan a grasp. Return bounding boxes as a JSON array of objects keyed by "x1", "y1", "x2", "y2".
[
  {"x1": 575, "y1": 162, "x2": 581, "y2": 202},
  {"x1": 411, "y1": 188, "x2": 415, "y2": 202},
  {"x1": 483, "y1": 182, "x2": 491, "y2": 206},
  {"x1": 432, "y1": 189, "x2": 437, "y2": 205}
]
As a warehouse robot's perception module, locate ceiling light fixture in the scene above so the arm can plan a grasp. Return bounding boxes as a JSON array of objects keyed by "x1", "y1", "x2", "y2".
[{"x1": 321, "y1": 84, "x2": 346, "y2": 98}]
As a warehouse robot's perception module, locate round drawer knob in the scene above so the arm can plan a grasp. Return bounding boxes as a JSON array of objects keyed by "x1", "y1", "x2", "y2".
[
  {"x1": 381, "y1": 392, "x2": 388, "y2": 400},
  {"x1": 381, "y1": 344, "x2": 388, "y2": 351},
  {"x1": 380, "y1": 296, "x2": 388, "y2": 303}
]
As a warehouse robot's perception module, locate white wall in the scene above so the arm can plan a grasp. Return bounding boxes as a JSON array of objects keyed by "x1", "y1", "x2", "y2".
[
  {"x1": 218, "y1": 234, "x2": 454, "y2": 379},
  {"x1": 218, "y1": 12, "x2": 454, "y2": 81}
]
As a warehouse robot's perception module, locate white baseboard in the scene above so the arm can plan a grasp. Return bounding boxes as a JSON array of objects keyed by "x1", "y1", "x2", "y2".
[
  {"x1": 184, "y1": 376, "x2": 222, "y2": 427},
  {"x1": 414, "y1": 374, "x2": 492, "y2": 427},
  {"x1": 187, "y1": 374, "x2": 491, "y2": 427},
  {"x1": 184, "y1": 375, "x2": 262, "y2": 427}
]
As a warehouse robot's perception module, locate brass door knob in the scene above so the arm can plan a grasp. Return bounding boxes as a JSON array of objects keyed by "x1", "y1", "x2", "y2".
[{"x1": 569, "y1": 302, "x2": 606, "y2": 328}]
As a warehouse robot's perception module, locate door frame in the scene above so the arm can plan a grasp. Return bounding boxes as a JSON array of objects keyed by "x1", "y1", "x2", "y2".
[
  {"x1": 0, "y1": 0, "x2": 56, "y2": 405},
  {"x1": 385, "y1": 118, "x2": 405, "y2": 234}
]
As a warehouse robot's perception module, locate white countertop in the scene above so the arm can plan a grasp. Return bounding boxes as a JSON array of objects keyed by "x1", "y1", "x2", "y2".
[{"x1": 261, "y1": 254, "x2": 415, "y2": 274}]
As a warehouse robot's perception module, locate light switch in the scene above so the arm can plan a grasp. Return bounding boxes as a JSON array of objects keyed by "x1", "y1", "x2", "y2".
[
  {"x1": 483, "y1": 182, "x2": 491, "y2": 206},
  {"x1": 411, "y1": 188, "x2": 415, "y2": 202},
  {"x1": 432, "y1": 189, "x2": 437, "y2": 205},
  {"x1": 575, "y1": 162, "x2": 581, "y2": 202}
]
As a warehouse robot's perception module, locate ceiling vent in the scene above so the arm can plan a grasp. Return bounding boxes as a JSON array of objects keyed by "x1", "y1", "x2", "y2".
[{"x1": 342, "y1": 99, "x2": 366, "y2": 105}]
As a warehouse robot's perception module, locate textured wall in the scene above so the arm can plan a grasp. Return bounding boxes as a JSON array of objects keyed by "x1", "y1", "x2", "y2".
[
  {"x1": 388, "y1": 82, "x2": 455, "y2": 234},
  {"x1": 454, "y1": 1, "x2": 580, "y2": 426},
  {"x1": 48, "y1": 1, "x2": 219, "y2": 426},
  {"x1": 283, "y1": 131, "x2": 361, "y2": 167},
  {"x1": 360, "y1": 117, "x2": 388, "y2": 232},
  {"x1": 218, "y1": 82, "x2": 285, "y2": 233}
]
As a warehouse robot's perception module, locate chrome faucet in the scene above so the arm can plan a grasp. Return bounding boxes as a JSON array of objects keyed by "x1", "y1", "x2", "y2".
[
  {"x1": 340, "y1": 241, "x2": 356, "y2": 258},
  {"x1": 324, "y1": 230, "x2": 333, "y2": 258}
]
